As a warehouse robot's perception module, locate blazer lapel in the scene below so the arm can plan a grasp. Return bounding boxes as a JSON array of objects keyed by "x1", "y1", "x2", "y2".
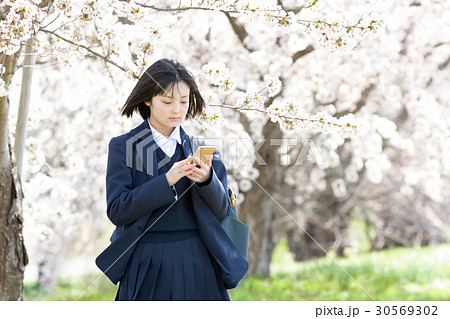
[
  {"x1": 180, "y1": 125, "x2": 193, "y2": 158},
  {"x1": 180, "y1": 126, "x2": 195, "y2": 186},
  {"x1": 130, "y1": 120, "x2": 158, "y2": 179}
]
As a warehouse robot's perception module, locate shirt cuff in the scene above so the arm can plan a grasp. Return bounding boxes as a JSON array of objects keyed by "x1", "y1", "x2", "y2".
[{"x1": 171, "y1": 185, "x2": 178, "y2": 200}]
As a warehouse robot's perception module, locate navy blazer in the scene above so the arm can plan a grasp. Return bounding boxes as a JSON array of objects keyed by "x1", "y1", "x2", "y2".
[{"x1": 105, "y1": 119, "x2": 248, "y2": 286}]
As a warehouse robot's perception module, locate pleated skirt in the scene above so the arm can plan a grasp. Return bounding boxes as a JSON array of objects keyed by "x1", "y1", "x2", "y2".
[{"x1": 114, "y1": 231, "x2": 231, "y2": 301}]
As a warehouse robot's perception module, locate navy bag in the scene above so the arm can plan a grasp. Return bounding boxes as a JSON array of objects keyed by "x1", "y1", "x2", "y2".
[{"x1": 223, "y1": 185, "x2": 249, "y2": 259}]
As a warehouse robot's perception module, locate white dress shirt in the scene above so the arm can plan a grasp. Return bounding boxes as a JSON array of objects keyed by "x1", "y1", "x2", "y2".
[
  {"x1": 147, "y1": 119, "x2": 182, "y2": 199},
  {"x1": 147, "y1": 119, "x2": 182, "y2": 158}
]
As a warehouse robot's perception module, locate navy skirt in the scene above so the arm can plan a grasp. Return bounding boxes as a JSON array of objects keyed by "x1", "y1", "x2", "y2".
[{"x1": 114, "y1": 230, "x2": 231, "y2": 301}]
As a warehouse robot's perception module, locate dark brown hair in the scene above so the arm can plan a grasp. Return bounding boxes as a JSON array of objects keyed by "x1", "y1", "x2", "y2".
[{"x1": 121, "y1": 58, "x2": 205, "y2": 120}]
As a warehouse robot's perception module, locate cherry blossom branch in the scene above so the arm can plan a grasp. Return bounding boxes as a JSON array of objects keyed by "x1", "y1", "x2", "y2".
[
  {"x1": 38, "y1": 28, "x2": 129, "y2": 74},
  {"x1": 223, "y1": 11, "x2": 253, "y2": 53},
  {"x1": 209, "y1": 102, "x2": 358, "y2": 131},
  {"x1": 438, "y1": 56, "x2": 450, "y2": 70},
  {"x1": 131, "y1": 1, "x2": 378, "y2": 33},
  {"x1": 137, "y1": 3, "x2": 283, "y2": 13},
  {"x1": 292, "y1": 44, "x2": 314, "y2": 63}
]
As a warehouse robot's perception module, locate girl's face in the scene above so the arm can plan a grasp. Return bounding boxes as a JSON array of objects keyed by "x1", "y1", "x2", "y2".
[{"x1": 145, "y1": 81, "x2": 190, "y2": 136}]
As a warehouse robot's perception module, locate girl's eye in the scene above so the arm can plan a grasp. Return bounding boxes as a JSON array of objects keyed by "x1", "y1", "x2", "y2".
[
  {"x1": 181, "y1": 101, "x2": 188, "y2": 104},
  {"x1": 163, "y1": 101, "x2": 171, "y2": 104}
]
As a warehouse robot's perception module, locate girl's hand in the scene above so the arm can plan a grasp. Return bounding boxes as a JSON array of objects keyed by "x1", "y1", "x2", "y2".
[
  {"x1": 187, "y1": 156, "x2": 212, "y2": 183},
  {"x1": 165, "y1": 156, "x2": 197, "y2": 186}
]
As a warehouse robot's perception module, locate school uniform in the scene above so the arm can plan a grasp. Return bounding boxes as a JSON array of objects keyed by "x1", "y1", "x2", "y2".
[{"x1": 105, "y1": 119, "x2": 233, "y2": 301}]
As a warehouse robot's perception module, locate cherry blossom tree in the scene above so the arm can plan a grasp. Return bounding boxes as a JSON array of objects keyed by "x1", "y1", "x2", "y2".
[{"x1": 283, "y1": 0, "x2": 450, "y2": 261}]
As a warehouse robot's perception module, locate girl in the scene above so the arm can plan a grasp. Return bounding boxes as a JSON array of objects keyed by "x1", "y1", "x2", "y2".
[{"x1": 105, "y1": 58, "x2": 240, "y2": 301}]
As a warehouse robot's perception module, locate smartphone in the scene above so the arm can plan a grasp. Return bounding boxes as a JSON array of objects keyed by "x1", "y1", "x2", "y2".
[{"x1": 193, "y1": 146, "x2": 216, "y2": 167}]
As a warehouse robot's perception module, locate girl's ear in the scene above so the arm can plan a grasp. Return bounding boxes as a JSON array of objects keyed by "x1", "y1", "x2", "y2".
[{"x1": 144, "y1": 101, "x2": 151, "y2": 106}]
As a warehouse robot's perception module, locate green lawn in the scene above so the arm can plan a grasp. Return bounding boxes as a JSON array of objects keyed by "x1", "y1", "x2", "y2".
[{"x1": 24, "y1": 238, "x2": 450, "y2": 301}]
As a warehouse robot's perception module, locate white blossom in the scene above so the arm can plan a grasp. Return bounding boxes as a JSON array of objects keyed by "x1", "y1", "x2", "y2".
[
  {"x1": 202, "y1": 89, "x2": 219, "y2": 105},
  {"x1": 365, "y1": 158, "x2": 383, "y2": 184},
  {"x1": 235, "y1": 192, "x2": 245, "y2": 205},
  {"x1": 218, "y1": 77, "x2": 237, "y2": 95},
  {"x1": 127, "y1": 4, "x2": 145, "y2": 23},
  {"x1": 264, "y1": 76, "x2": 282, "y2": 97},
  {"x1": 136, "y1": 41, "x2": 154, "y2": 61},
  {"x1": 194, "y1": 105, "x2": 226, "y2": 130},
  {"x1": 54, "y1": 0, "x2": 73, "y2": 16},
  {"x1": 344, "y1": 166, "x2": 359, "y2": 183},
  {"x1": 24, "y1": 149, "x2": 46, "y2": 174},
  {"x1": 239, "y1": 178, "x2": 253, "y2": 192},
  {"x1": 0, "y1": 78, "x2": 8, "y2": 97},
  {"x1": 237, "y1": 90, "x2": 266, "y2": 110},
  {"x1": 66, "y1": 155, "x2": 85, "y2": 172},
  {"x1": 310, "y1": 168, "x2": 327, "y2": 190},
  {"x1": 202, "y1": 61, "x2": 232, "y2": 86},
  {"x1": 331, "y1": 178, "x2": 347, "y2": 198},
  {"x1": 242, "y1": 167, "x2": 260, "y2": 180},
  {"x1": 327, "y1": 150, "x2": 340, "y2": 168},
  {"x1": 36, "y1": 224, "x2": 54, "y2": 242}
]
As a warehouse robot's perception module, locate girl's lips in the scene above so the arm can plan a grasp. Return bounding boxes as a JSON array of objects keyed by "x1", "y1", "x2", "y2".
[{"x1": 169, "y1": 117, "x2": 180, "y2": 120}]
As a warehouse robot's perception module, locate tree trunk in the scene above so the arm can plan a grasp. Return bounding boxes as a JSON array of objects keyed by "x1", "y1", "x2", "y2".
[
  {"x1": 286, "y1": 194, "x2": 350, "y2": 261},
  {"x1": 239, "y1": 120, "x2": 284, "y2": 277},
  {"x1": 0, "y1": 151, "x2": 28, "y2": 300},
  {"x1": 0, "y1": 52, "x2": 28, "y2": 300}
]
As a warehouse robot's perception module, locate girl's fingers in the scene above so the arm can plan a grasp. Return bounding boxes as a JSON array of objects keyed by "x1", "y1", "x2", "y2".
[
  {"x1": 193, "y1": 156, "x2": 204, "y2": 169},
  {"x1": 201, "y1": 156, "x2": 212, "y2": 168},
  {"x1": 176, "y1": 161, "x2": 195, "y2": 170},
  {"x1": 191, "y1": 164, "x2": 204, "y2": 175},
  {"x1": 172, "y1": 156, "x2": 210, "y2": 180},
  {"x1": 175, "y1": 156, "x2": 193, "y2": 166},
  {"x1": 190, "y1": 167, "x2": 208, "y2": 182},
  {"x1": 180, "y1": 165, "x2": 194, "y2": 173},
  {"x1": 194, "y1": 157, "x2": 212, "y2": 173}
]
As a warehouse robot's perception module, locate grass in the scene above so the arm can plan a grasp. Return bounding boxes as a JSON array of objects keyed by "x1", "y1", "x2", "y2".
[
  {"x1": 230, "y1": 238, "x2": 450, "y2": 301},
  {"x1": 25, "y1": 274, "x2": 118, "y2": 301},
  {"x1": 24, "y1": 238, "x2": 450, "y2": 301}
]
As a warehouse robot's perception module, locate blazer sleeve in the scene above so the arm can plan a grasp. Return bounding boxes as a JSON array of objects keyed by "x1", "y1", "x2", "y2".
[
  {"x1": 106, "y1": 136, "x2": 176, "y2": 226},
  {"x1": 194, "y1": 149, "x2": 231, "y2": 223}
]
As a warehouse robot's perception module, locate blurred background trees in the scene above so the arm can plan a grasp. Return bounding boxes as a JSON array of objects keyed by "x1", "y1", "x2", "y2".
[{"x1": 1, "y1": 0, "x2": 448, "y2": 299}]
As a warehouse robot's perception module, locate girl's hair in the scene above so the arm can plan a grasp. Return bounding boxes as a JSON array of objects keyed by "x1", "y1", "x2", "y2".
[{"x1": 121, "y1": 58, "x2": 205, "y2": 120}]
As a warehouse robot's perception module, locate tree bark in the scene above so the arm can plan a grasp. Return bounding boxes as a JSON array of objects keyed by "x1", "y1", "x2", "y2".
[
  {"x1": 0, "y1": 52, "x2": 28, "y2": 300},
  {"x1": 239, "y1": 120, "x2": 284, "y2": 277}
]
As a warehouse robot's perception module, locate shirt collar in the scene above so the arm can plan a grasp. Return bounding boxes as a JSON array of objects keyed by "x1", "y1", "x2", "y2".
[{"x1": 147, "y1": 118, "x2": 182, "y2": 145}]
